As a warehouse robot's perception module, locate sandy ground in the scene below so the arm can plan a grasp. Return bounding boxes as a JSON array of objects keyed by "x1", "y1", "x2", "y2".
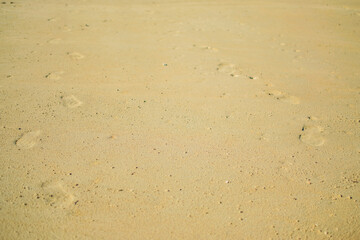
[{"x1": 0, "y1": 0, "x2": 359, "y2": 239}]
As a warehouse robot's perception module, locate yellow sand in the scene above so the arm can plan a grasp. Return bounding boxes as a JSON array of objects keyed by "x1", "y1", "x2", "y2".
[{"x1": 0, "y1": 0, "x2": 359, "y2": 239}]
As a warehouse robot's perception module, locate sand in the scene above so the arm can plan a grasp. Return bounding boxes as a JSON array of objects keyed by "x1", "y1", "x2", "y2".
[{"x1": 0, "y1": 0, "x2": 359, "y2": 239}]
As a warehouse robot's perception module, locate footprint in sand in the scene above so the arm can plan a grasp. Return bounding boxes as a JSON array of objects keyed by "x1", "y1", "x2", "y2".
[
  {"x1": 15, "y1": 130, "x2": 41, "y2": 149},
  {"x1": 194, "y1": 44, "x2": 218, "y2": 52},
  {"x1": 61, "y1": 95, "x2": 82, "y2": 108},
  {"x1": 299, "y1": 125, "x2": 325, "y2": 146},
  {"x1": 40, "y1": 181, "x2": 75, "y2": 208},
  {"x1": 47, "y1": 38, "x2": 62, "y2": 44},
  {"x1": 67, "y1": 52, "x2": 85, "y2": 60},
  {"x1": 59, "y1": 25, "x2": 72, "y2": 32},
  {"x1": 266, "y1": 89, "x2": 300, "y2": 104},
  {"x1": 45, "y1": 71, "x2": 64, "y2": 80},
  {"x1": 217, "y1": 62, "x2": 242, "y2": 77}
]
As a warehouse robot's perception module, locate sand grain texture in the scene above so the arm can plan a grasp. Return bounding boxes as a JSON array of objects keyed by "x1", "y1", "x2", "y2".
[{"x1": 0, "y1": 0, "x2": 359, "y2": 239}]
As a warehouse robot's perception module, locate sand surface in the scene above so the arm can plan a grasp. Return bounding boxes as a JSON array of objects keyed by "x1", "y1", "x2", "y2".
[{"x1": 1, "y1": 0, "x2": 360, "y2": 239}]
